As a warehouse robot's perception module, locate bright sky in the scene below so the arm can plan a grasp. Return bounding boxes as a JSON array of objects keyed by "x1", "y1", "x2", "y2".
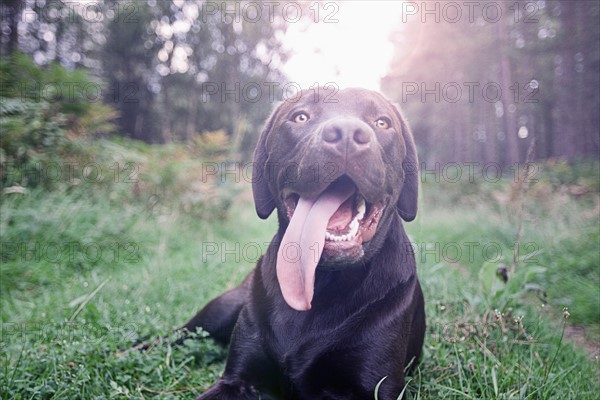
[{"x1": 282, "y1": 1, "x2": 405, "y2": 91}]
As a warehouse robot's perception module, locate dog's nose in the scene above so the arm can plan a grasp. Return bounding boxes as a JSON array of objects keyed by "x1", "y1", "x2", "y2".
[{"x1": 321, "y1": 118, "x2": 372, "y2": 156}]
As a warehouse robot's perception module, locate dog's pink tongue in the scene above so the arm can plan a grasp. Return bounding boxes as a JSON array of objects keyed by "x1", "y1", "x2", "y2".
[{"x1": 277, "y1": 183, "x2": 355, "y2": 311}]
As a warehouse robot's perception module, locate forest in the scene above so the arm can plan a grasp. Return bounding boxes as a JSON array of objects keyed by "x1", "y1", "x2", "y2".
[{"x1": 2, "y1": 0, "x2": 598, "y2": 164}]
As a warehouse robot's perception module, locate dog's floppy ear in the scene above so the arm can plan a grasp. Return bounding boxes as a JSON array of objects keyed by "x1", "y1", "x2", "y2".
[
  {"x1": 252, "y1": 107, "x2": 280, "y2": 219},
  {"x1": 392, "y1": 103, "x2": 419, "y2": 221}
]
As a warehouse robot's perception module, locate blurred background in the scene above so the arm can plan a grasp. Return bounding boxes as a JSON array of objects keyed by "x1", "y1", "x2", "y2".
[{"x1": 2, "y1": 0, "x2": 598, "y2": 164}]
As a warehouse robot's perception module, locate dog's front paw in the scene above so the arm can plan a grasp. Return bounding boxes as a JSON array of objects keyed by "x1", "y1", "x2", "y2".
[{"x1": 196, "y1": 378, "x2": 260, "y2": 400}]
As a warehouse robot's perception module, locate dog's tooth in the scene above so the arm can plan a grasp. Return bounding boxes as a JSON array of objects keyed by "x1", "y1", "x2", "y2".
[
  {"x1": 358, "y1": 197, "x2": 366, "y2": 211},
  {"x1": 349, "y1": 219, "x2": 359, "y2": 238},
  {"x1": 357, "y1": 197, "x2": 366, "y2": 220},
  {"x1": 326, "y1": 221, "x2": 360, "y2": 242},
  {"x1": 350, "y1": 212, "x2": 361, "y2": 230},
  {"x1": 348, "y1": 222, "x2": 357, "y2": 239}
]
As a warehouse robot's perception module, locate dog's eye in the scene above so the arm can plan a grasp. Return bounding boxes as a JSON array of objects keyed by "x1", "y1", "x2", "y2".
[
  {"x1": 375, "y1": 118, "x2": 390, "y2": 129},
  {"x1": 293, "y1": 113, "x2": 310, "y2": 123}
]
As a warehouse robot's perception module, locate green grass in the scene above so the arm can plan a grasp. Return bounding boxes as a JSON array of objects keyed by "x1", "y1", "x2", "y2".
[
  {"x1": 1, "y1": 150, "x2": 599, "y2": 399},
  {"x1": 1, "y1": 185, "x2": 264, "y2": 399}
]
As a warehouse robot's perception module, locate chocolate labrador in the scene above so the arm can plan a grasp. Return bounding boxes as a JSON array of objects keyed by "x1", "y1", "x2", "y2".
[{"x1": 184, "y1": 87, "x2": 425, "y2": 399}]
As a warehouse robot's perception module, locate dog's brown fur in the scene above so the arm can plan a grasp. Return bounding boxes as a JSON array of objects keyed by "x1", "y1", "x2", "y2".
[{"x1": 186, "y1": 87, "x2": 425, "y2": 399}]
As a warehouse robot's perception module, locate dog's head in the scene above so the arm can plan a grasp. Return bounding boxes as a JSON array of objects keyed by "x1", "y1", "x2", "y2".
[{"x1": 252, "y1": 87, "x2": 418, "y2": 310}]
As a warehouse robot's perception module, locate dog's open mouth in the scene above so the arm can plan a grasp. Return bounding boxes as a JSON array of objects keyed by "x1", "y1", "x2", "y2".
[
  {"x1": 284, "y1": 187, "x2": 384, "y2": 248},
  {"x1": 277, "y1": 176, "x2": 386, "y2": 311}
]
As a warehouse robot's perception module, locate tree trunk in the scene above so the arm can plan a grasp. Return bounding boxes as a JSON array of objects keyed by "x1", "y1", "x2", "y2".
[
  {"x1": 497, "y1": 15, "x2": 520, "y2": 166},
  {"x1": 161, "y1": 87, "x2": 172, "y2": 143},
  {"x1": 5, "y1": 0, "x2": 22, "y2": 56},
  {"x1": 552, "y1": 2, "x2": 577, "y2": 160},
  {"x1": 185, "y1": 92, "x2": 197, "y2": 143}
]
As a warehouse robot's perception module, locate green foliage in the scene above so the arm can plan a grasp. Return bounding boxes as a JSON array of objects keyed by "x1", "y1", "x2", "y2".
[
  {"x1": 0, "y1": 135, "x2": 245, "y2": 300},
  {"x1": 417, "y1": 159, "x2": 599, "y2": 333},
  {"x1": 0, "y1": 53, "x2": 118, "y2": 191},
  {"x1": 537, "y1": 159, "x2": 600, "y2": 192},
  {"x1": 478, "y1": 261, "x2": 547, "y2": 309},
  {"x1": 400, "y1": 169, "x2": 600, "y2": 398},
  {"x1": 0, "y1": 167, "x2": 262, "y2": 398},
  {"x1": 0, "y1": 329, "x2": 225, "y2": 399},
  {"x1": 1, "y1": 52, "x2": 101, "y2": 118},
  {"x1": 402, "y1": 268, "x2": 599, "y2": 399},
  {"x1": 0, "y1": 188, "x2": 142, "y2": 296},
  {"x1": 1, "y1": 98, "x2": 70, "y2": 189},
  {"x1": 191, "y1": 130, "x2": 231, "y2": 158},
  {"x1": 1, "y1": 150, "x2": 597, "y2": 398}
]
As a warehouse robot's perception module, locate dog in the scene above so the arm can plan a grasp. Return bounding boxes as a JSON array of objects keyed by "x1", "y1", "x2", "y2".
[{"x1": 183, "y1": 87, "x2": 425, "y2": 399}]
